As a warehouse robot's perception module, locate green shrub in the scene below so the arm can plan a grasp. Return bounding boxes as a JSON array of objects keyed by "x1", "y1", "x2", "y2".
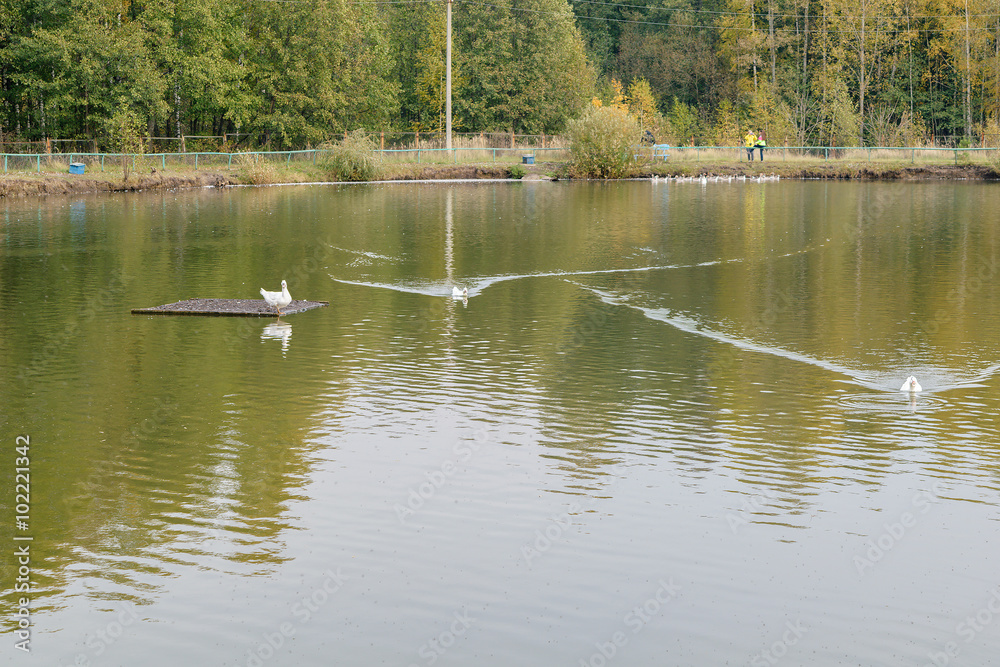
[
  {"x1": 509, "y1": 164, "x2": 526, "y2": 179},
  {"x1": 320, "y1": 130, "x2": 384, "y2": 181},
  {"x1": 566, "y1": 105, "x2": 642, "y2": 178}
]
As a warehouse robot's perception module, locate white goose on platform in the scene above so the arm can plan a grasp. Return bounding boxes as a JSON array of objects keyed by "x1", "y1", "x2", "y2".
[
  {"x1": 261, "y1": 279, "x2": 292, "y2": 315},
  {"x1": 900, "y1": 376, "x2": 922, "y2": 392}
]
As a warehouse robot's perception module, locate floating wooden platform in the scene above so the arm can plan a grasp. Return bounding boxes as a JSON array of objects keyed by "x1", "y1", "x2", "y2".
[{"x1": 131, "y1": 298, "x2": 328, "y2": 317}]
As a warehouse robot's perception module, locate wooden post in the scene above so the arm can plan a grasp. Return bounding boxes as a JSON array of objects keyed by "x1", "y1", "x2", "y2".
[
  {"x1": 510, "y1": 129, "x2": 515, "y2": 149},
  {"x1": 416, "y1": 131, "x2": 419, "y2": 149},
  {"x1": 380, "y1": 132, "x2": 384, "y2": 151}
]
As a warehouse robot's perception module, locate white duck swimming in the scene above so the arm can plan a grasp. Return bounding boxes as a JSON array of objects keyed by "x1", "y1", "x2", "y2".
[
  {"x1": 900, "y1": 376, "x2": 922, "y2": 392},
  {"x1": 452, "y1": 287, "x2": 468, "y2": 299},
  {"x1": 260, "y1": 279, "x2": 292, "y2": 315}
]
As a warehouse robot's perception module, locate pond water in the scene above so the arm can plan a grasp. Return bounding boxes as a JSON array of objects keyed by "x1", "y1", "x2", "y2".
[{"x1": 1, "y1": 178, "x2": 999, "y2": 666}]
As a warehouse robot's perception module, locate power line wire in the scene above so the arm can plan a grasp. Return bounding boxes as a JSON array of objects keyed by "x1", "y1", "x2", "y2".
[
  {"x1": 461, "y1": 0, "x2": 1000, "y2": 34},
  {"x1": 254, "y1": 0, "x2": 1000, "y2": 33}
]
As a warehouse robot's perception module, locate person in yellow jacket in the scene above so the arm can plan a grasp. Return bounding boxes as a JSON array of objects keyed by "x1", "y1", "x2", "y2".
[
  {"x1": 755, "y1": 129, "x2": 767, "y2": 161},
  {"x1": 744, "y1": 130, "x2": 757, "y2": 161}
]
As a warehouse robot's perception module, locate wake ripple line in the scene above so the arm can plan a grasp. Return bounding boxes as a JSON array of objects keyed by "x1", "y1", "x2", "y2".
[
  {"x1": 581, "y1": 285, "x2": 1000, "y2": 393},
  {"x1": 580, "y1": 286, "x2": 884, "y2": 391},
  {"x1": 329, "y1": 245, "x2": 820, "y2": 297}
]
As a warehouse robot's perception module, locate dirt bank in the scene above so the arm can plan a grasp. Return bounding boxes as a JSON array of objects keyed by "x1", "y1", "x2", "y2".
[
  {"x1": 638, "y1": 163, "x2": 1000, "y2": 180},
  {"x1": 1, "y1": 161, "x2": 997, "y2": 199},
  {"x1": 0, "y1": 171, "x2": 238, "y2": 198},
  {"x1": 390, "y1": 162, "x2": 1000, "y2": 181}
]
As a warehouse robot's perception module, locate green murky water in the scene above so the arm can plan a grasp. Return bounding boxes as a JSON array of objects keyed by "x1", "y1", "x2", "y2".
[{"x1": 1, "y1": 179, "x2": 999, "y2": 665}]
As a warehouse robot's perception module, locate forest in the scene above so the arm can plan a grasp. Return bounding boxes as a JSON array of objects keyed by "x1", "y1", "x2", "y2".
[{"x1": 0, "y1": 0, "x2": 998, "y2": 149}]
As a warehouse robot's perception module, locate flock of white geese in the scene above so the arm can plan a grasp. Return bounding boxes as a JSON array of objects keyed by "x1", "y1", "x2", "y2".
[{"x1": 652, "y1": 174, "x2": 781, "y2": 184}]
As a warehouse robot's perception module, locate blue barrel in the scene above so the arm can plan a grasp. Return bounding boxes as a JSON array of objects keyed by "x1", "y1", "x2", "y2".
[
  {"x1": 522, "y1": 155, "x2": 534, "y2": 165},
  {"x1": 69, "y1": 162, "x2": 85, "y2": 175}
]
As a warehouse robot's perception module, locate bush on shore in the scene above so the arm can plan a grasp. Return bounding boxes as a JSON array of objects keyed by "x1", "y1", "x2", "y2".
[
  {"x1": 320, "y1": 131, "x2": 384, "y2": 181},
  {"x1": 565, "y1": 105, "x2": 643, "y2": 178}
]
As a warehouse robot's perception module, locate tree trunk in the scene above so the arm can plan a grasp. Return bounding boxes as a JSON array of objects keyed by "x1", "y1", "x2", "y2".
[
  {"x1": 964, "y1": 0, "x2": 972, "y2": 137},
  {"x1": 768, "y1": 0, "x2": 776, "y2": 85},
  {"x1": 859, "y1": 6, "x2": 866, "y2": 146}
]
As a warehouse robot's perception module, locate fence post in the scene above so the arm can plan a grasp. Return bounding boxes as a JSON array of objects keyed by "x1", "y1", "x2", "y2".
[
  {"x1": 162, "y1": 154, "x2": 166, "y2": 170},
  {"x1": 195, "y1": 153, "x2": 199, "y2": 170},
  {"x1": 825, "y1": 148, "x2": 828, "y2": 160},
  {"x1": 36, "y1": 154, "x2": 40, "y2": 173},
  {"x1": 3, "y1": 155, "x2": 5, "y2": 173}
]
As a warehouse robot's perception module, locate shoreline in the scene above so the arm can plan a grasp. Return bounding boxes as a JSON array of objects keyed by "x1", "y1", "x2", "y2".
[{"x1": 0, "y1": 162, "x2": 997, "y2": 199}]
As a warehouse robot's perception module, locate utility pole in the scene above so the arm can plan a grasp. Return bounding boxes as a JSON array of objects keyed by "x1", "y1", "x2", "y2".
[{"x1": 446, "y1": 0, "x2": 453, "y2": 151}]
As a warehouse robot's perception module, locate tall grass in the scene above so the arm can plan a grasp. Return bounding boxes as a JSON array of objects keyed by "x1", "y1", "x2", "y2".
[
  {"x1": 235, "y1": 153, "x2": 279, "y2": 184},
  {"x1": 320, "y1": 130, "x2": 384, "y2": 181}
]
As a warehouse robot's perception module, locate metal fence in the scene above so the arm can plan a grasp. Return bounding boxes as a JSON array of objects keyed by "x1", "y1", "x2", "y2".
[
  {"x1": 5, "y1": 130, "x2": 1000, "y2": 156},
  {"x1": 3, "y1": 144, "x2": 999, "y2": 175},
  {"x1": 662, "y1": 145, "x2": 1000, "y2": 165},
  {"x1": 0, "y1": 147, "x2": 573, "y2": 174}
]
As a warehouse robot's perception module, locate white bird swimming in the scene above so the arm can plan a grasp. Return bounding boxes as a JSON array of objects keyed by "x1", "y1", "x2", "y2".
[
  {"x1": 900, "y1": 376, "x2": 922, "y2": 392},
  {"x1": 260, "y1": 279, "x2": 292, "y2": 315},
  {"x1": 452, "y1": 287, "x2": 468, "y2": 298}
]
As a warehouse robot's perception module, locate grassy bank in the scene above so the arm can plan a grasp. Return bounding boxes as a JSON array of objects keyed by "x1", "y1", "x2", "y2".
[{"x1": 0, "y1": 156, "x2": 998, "y2": 199}]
